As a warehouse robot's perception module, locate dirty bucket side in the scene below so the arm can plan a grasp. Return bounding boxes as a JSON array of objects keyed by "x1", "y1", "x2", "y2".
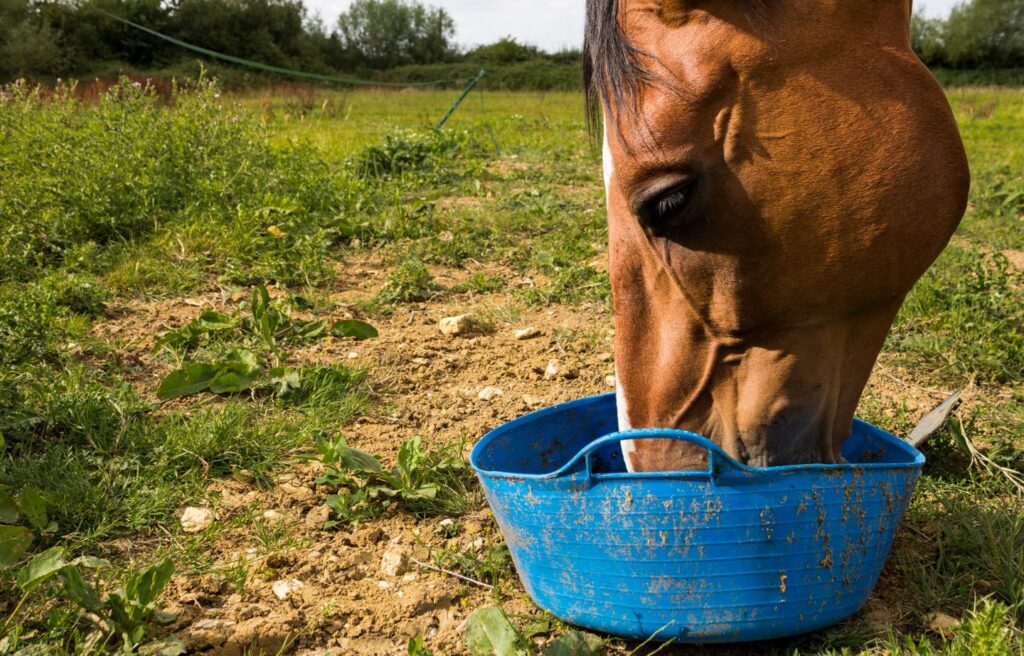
[{"x1": 472, "y1": 394, "x2": 923, "y2": 642}]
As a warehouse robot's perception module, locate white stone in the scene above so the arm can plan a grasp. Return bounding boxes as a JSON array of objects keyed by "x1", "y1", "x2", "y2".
[
  {"x1": 380, "y1": 545, "x2": 410, "y2": 577},
  {"x1": 180, "y1": 507, "x2": 214, "y2": 533},
  {"x1": 604, "y1": 375, "x2": 617, "y2": 388},
  {"x1": 439, "y1": 314, "x2": 474, "y2": 336},
  {"x1": 477, "y1": 386, "x2": 504, "y2": 401},
  {"x1": 262, "y1": 509, "x2": 284, "y2": 522},
  {"x1": 272, "y1": 579, "x2": 303, "y2": 600},
  {"x1": 514, "y1": 327, "x2": 540, "y2": 340}
]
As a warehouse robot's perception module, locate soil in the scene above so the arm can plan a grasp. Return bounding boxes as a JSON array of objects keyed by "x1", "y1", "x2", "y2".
[{"x1": 91, "y1": 251, "x2": 970, "y2": 655}]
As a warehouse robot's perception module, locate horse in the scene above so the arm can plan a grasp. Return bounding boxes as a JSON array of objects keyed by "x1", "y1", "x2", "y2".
[{"x1": 584, "y1": 0, "x2": 969, "y2": 471}]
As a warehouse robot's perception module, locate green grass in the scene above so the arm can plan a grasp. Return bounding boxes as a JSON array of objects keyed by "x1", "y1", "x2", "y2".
[{"x1": 0, "y1": 78, "x2": 1022, "y2": 653}]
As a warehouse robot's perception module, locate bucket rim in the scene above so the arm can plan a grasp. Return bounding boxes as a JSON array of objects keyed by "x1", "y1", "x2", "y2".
[{"x1": 470, "y1": 393, "x2": 925, "y2": 481}]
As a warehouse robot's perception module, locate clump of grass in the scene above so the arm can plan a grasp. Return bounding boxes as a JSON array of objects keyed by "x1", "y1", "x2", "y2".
[
  {"x1": 363, "y1": 259, "x2": 441, "y2": 311},
  {"x1": 315, "y1": 435, "x2": 482, "y2": 526},
  {"x1": 351, "y1": 128, "x2": 480, "y2": 180},
  {"x1": 891, "y1": 246, "x2": 1024, "y2": 384}
]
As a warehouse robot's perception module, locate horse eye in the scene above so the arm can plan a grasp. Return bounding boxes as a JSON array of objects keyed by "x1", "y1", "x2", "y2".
[{"x1": 636, "y1": 178, "x2": 699, "y2": 232}]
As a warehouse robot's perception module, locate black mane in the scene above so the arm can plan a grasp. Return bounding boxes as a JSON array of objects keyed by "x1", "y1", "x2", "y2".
[{"x1": 583, "y1": 0, "x2": 655, "y2": 139}]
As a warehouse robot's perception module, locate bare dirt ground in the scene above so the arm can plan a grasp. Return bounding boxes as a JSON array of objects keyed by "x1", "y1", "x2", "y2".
[{"x1": 90, "y1": 250, "x2": 965, "y2": 656}]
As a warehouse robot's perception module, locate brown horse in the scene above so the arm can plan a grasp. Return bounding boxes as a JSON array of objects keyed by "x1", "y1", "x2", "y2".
[{"x1": 585, "y1": 0, "x2": 969, "y2": 470}]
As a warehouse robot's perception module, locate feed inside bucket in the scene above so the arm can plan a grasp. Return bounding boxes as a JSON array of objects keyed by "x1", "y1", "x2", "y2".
[{"x1": 470, "y1": 393, "x2": 923, "y2": 643}]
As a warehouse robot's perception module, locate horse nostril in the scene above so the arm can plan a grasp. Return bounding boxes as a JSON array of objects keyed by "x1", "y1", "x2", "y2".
[{"x1": 633, "y1": 176, "x2": 702, "y2": 234}]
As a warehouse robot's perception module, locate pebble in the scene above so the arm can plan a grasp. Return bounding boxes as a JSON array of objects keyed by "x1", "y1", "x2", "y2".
[
  {"x1": 262, "y1": 509, "x2": 284, "y2": 523},
  {"x1": 544, "y1": 359, "x2": 579, "y2": 380},
  {"x1": 522, "y1": 394, "x2": 545, "y2": 408},
  {"x1": 596, "y1": 352, "x2": 613, "y2": 362},
  {"x1": 477, "y1": 386, "x2": 504, "y2": 401},
  {"x1": 271, "y1": 579, "x2": 303, "y2": 600},
  {"x1": 604, "y1": 375, "x2": 617, "y2": 388},
  {"x1": 380, "y1": 545, "x2": 410, "y2": 577},
  {"x1": 928, "y1": 612, "x2": 960, "y2": 635},
  {"x1": 439, "y1": 314, "x2": 474, "y2": 336},
  {"x1": 304, "y1": 504, "x2": 331, "y2": 529},
  {"x1": 347, "y1": 352, "x2": 359, "y2": 359},
  {"x1": 180, "y1": 507, "x2": 214, "y2": 533},
  {"x1": 514, "y1": 327, "x2": 540, "y2": 340}
]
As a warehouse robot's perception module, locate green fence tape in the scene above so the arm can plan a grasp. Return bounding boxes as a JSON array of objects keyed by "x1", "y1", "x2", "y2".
[{"x1": 98, "y1": 10, "x2": 448, "y2": 88}]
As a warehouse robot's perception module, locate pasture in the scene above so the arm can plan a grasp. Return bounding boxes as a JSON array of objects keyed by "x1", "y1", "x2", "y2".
[{"x1": 0, "y1": 80, "x2": 1022, "y2": 655}]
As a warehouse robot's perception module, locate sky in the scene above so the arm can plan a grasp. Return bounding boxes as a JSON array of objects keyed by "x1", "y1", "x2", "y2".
[{"x1": 304, "y1": 0, "x2": 963, "y2": 53}]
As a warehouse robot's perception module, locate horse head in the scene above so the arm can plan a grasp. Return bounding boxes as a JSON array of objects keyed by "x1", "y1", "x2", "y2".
[{"x1": 586, "y1": 0, "x2": 969, "y2": 469}]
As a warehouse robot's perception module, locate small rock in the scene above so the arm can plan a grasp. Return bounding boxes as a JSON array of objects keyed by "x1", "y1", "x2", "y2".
[
  {"x1": 279, "y1": 482, "x2": 314, "y2": 502},
  {"x1": 544, "y1": 360, "x2": 578, "y2": 380},
  {"x1": 180, "y1": 507, "x2": 214, "y2": 533},
  {"x1": 514, "y1": 327, "x2": 540, "y2": 340},
  {"x1": 439, "y1": 518, "x2": 454, "y2": 527},
  {"x1": 463, "y1": 519, "x2": 484, "y2": 536},
  {"x1": 271, "y1": 579, "x2": 303, "y2": 600},
  {"x1": 262, "y1": 509, "x2": 284, "y2": 522},
  {"x1": 604, "y1": 375, "x2": 617, "y2": 388},
  {"x1": 522, "y1": 394, "x2": 545, "y2": 408},
  {"x1": 439, "y1": 314, "x2": 474, "y2": 336},
  {"x1": 380, "y1": 545, "x2": 410, "y2": 577},
  {"x1": 477, "y1": 386, "x2": 504, "y2": 401},
  {"x1": 928, "y1": 612, "x2": 960, "y2": 635},
  {"x1": 596, "y1": 352, "x2": 613, "y2": 362},
  {"x1": 305, "y1": 504, "x2": 331, "y2": 530},
  {"x1": 347, "y1": 351, "x2": 359, "y2": 359}
]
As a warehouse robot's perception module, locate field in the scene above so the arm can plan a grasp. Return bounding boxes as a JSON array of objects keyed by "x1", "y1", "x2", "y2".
[{"x1": 0, "y1": 79, "x2": 1022, "y2": 655}]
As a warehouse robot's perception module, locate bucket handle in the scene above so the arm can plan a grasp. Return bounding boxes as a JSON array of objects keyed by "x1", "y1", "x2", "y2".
[{"x1": 573, "y1": 428, "x2": 747, "y2": 485}]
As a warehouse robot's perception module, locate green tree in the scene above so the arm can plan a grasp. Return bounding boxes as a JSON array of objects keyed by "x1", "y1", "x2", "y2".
[
  {"x1": 465, "y1": 36, "x2": 541, "y2": 65},
  {"x1": 911, "y1": 10, "x2": 947, "y2": 66},
  {"x1": 336, "y1": 0, "x2": 456, "y2": 69},
  {"x1": 943, "y1": 0, "x2": 1024, "y2": 67}
]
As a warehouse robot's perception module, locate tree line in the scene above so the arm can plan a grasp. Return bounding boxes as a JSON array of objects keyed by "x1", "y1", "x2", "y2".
[
  {"x1": 1, "y1": 0, "x2": 1021, "y2": 84},
  {"x1": 0, "y1": 0, "x2": 577, "y2": 82},
  {"x1": 912, "y1": 0, "x2": 1024, "y2": 68}
]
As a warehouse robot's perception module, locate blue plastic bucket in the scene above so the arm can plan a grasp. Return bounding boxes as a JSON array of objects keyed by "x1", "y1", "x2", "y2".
[{"x1": 470, "y1": 393, "x2": 923, "y2": 643}]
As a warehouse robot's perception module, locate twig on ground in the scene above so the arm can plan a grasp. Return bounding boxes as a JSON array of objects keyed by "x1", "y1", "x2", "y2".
[{"x1": 411, "y1": 557, "x2": 494, "y2": 590}]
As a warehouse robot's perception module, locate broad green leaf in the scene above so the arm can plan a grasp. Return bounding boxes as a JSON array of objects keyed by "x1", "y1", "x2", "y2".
[
  {"x1": 157, "y1": 363, "x2": 218, "y2": 401},
  {"x1": 0, "y1": 486, "x2": 20, "y2": 525},
  {"x1": 251, "y1": 285, "x2": 271, "y2": 321},
  {"x1": 336, "y1": 441, "x2": 384, "y2": 473},
  {"x1": 542, "y1": 631, "x2": 605, "y2": 656},
  {"x1": 0, "y1": 525, "x2": 33, "y2": 567},
  {"x1": 331, "y1": 319, "x2": 378, "y2": 340},
  {"x1": 223, "y1": 347, "x2": 259, "y2": 371},
  {"x1": 59, "y1": 565, "x2": 103, "y2": 612},
  {"x1": 125, "y1": 557, "x2": 175, "y2": 609},
  {"x1": 521, "y1": 618, "x2": 553, "y2": 640},
  {"x1": 398, "y1": 436, "x2": 427, "y2": 479},
  {"x1": 293, "y1": 318, "x2": 328, "y2": 341},
  {"x1": 16, "y1": 546, "x2": 65, "y2": 591},
  {"x1": 195, "y1": 310, "x2": 235, "y2": 331},
  {"x1": 17, "y1": 486, "x2": 47, "y2": 531},
  {"x1": 69, "y1": 555, "x2": 110, "y2": 570},
  {"x1": 138, "y1": 636, "x2": 187, "y2": 656},
  {"x1": 465, "y1": 607, "x2": 526, "y2": 656},
  {"x1": 407, "y1": 485, "x2": 438, "y2": 500},
  {"x1": 208, "y1": 365, "x2": 254, "y2": 394},
  {"x1": 268, "y1": 366, "x2": 302, "y2": 397}
]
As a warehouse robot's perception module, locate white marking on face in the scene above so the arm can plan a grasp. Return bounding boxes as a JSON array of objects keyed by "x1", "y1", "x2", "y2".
[
  {"x1": 602, "y1": 122, "x2": 615, "y2": 193},
  {"x1": 616, "y1": 371, "x2": 637, "y2": 472},
  {"x1": 605, "y1": 119, "x2": 636, "y2": 472}
]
